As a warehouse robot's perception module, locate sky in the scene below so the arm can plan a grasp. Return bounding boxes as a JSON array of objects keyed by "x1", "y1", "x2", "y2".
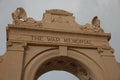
[
  {"x1": 0, "y1": 0, "x2": 120, "y2": 80},
  {"x1": 39, "y1": 70, "x2": 79, "y2": 80}
]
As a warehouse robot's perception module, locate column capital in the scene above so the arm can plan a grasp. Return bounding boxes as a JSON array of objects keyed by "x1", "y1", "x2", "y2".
[{"x1": 7, "y1": 41, "x2": 27, "y2": 51}]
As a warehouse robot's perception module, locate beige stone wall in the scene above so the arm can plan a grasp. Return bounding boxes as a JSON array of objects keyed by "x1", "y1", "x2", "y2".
[{"x1": 0, "y1": 8, "x2": 120, "y2": 80}]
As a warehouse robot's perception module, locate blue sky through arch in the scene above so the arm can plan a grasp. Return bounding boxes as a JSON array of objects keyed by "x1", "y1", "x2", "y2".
[{"x1": 37, "y1": 70, "x2": 79, "y2": 80}]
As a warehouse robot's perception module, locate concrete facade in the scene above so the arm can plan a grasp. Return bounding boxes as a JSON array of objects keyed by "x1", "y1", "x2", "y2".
[{"x1": 0, "y1": 8, "x2": 120, "y2": 80}]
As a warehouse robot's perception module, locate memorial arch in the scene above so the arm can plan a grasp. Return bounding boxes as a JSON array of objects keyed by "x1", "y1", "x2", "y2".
[{"x1": 0, "y1": 8, "x2": 120, "y2": 80}]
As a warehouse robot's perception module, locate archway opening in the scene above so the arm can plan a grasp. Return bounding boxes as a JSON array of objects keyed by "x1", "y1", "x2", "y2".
[
  {"x1": 34, "y1": 56, "x2": 92, "y2": 80},
  {"x1": 37, "y1": 70, "x2": 79, "y2": 80}
]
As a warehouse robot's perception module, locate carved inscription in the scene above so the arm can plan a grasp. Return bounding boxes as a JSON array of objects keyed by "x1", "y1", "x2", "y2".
[{"x1": 31, "y1": 35, "x2": 91, "y2": 46}]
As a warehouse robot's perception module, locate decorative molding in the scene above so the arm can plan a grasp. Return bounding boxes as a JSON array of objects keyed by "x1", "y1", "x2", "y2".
[
  {"x1": 97, "y1": 47, "x2": 104, "y2": 53},
  {"x1": 7, "y1": 41, "x2": 28, "y2": 51}
]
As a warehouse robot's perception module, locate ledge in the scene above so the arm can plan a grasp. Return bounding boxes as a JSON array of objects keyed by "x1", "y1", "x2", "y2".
[{"x1": 7, "y1": 24, "x2": 111, "y2": 41}]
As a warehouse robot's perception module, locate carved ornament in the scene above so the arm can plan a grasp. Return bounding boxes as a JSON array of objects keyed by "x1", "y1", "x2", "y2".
[
  {"x1": 11, "y1": 8, "x2": 104, "y2": 34},
  {"x1": 12, "y1": 7, "x2": 42, "y2": 27},
  {"x1": 81, "y1": 16, "x2": 104, "y2": 33}
]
